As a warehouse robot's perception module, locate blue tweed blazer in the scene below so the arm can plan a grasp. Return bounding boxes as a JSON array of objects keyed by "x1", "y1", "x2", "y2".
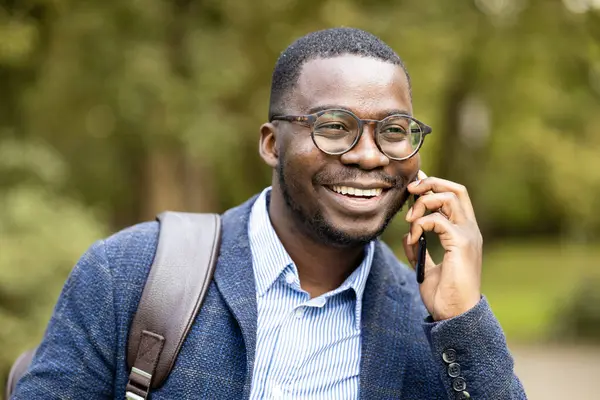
[{"x1": 13, "y1": 195, "x2": 526, "y2": 399}]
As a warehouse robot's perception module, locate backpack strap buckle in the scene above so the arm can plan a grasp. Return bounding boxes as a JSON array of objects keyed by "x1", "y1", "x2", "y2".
[
  {"x1": 125, "y1": 331, "x2": 164, "y2": 400},
  {"x1": 125, "y1": 390, "x2": 147, "y2": 400},
  {"x1": 125, "y1": 367, "x2": 152, "y2": 399}
]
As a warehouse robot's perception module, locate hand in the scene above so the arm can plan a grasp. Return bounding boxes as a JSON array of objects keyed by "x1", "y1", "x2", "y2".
[{"x1": 403, "y1": 172, "x2": 483, "y2": 321}]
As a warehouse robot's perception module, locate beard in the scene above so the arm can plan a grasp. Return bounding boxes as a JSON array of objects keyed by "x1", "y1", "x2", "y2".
[{"x1": 276, "y1": 153, "x2": 409, "y2": 248}]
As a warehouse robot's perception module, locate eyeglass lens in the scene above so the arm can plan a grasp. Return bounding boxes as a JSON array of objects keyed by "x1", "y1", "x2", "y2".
[{"x1": 312, "y1": 110, "x2": 423, "y2": 159}]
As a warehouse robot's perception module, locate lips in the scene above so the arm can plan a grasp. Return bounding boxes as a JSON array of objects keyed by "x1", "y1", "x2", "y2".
[
  {"x1": 321, "y1": 185, "x2": 388, "y2": 215},
  {"x1": 330, "y1": 185, "x2": 384, "y2": 197}
]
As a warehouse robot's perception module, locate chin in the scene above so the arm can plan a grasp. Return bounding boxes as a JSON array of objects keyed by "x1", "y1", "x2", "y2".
[{"x1": 314, "y1": 214, "x2": 391, "y2": 248}]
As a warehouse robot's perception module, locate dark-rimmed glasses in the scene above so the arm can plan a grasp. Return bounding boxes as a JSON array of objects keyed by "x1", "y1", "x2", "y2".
[{"x1": 270, "y1": 109, "x2": 432, "y2": 161}]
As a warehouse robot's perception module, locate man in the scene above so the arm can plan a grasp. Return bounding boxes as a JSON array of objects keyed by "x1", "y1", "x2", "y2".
[{"x1": 13, "y1": 28, "x2": 526, "y2": 399}]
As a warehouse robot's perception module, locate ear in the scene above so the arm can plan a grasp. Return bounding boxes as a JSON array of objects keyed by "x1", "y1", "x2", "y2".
[{"x1": 259, "y1": 122, "x2": 279, "y2": 168}]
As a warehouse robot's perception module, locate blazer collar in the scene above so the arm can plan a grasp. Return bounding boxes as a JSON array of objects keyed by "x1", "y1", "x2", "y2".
[{"x1": 213, "y1": 194, "x2": 260, "y2": 399}]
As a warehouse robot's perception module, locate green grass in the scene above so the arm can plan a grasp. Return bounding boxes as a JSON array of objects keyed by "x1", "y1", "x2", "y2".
[
  {"x1": 480, "y1": 240, "x2": 600, "y2": 342},
  {"x1": 394, "y1": 239, "x2": 600, "y2": 343}
]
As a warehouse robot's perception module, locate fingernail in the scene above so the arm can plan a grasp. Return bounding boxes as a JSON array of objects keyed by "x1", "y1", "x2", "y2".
[
  {"x1": 406, "y1": 207, "x2": 413, "y2": 220},
  {"x1": 407, "y1": 232, "x2": 412, "y2": 243},
  {"x1": 410, "y1": 180, "x2": 421, "y2": 187}
]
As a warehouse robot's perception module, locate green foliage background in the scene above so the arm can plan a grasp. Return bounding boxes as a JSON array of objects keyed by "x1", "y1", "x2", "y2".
[{"x1": 1, "y1": 0, "x2": 600, "y2": 395}]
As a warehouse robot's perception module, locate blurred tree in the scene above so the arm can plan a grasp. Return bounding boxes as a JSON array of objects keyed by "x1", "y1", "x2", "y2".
[
  {"x1": 2, "y1": 0, "x2": 600, "y2": 393},
  {"x1": 552, "y1": 275, "x2": 600, "y2": 344},
  {"x1": 2, "y1": 0, "x2": 599, "y2": 237}
]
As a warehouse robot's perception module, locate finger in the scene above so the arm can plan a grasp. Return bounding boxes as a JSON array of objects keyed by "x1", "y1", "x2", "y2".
[
  {"x1": 421, "y1": 248, "x2": 438, "y2": 279},
  {"x1": 408, "y1": 177, "x2": 475, "y2": 220},
  {"x1": 407, "y1": 212, "x2": 455, "y2": 245},
  {"x1": 406, "y1": 192, "x2": 466, "y2": 224},
  {"x1": 402, "y1": 233, "x2": 417, "y2": 266},
  {"x1": 416, "y1": 170, "x2": 433, "y2": 196}
]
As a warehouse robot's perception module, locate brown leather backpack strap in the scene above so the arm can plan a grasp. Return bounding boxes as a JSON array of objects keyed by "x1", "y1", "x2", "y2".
[
  {"x1": 6, "y1": 348, "x2": 36, "y2": 399},
  {"x1": 125, "y1": 212, "x2": 221, "y2": 399}
]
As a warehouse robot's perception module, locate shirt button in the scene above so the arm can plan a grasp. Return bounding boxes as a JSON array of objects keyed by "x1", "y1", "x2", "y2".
[
  {"x1": 442, "y1": 348, "x2": 457, "y2": 364},
  {"x1": 455, "y1": 391, "x2": 471, "y2": 399},
  {"x1": 285, "y1": 273, "x2": 295, "y2": 285},
  {"x1": 295, "y1": 307, "x2": 305, "y2": 318},
  {"x1": 452, "y1": 377, "x2": 467, "y2": 392},
  {"x1": 272, "y1": 384, "x2": 284, "y2": 399},
  {"x1": 447, "y1": 362, "x2": 461, "y2": 378},
  {"x1": 314, "y1": 297, "x2": 326, "y2": 307}
]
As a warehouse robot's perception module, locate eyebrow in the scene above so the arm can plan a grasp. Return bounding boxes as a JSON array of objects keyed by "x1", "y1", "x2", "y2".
[{"x1": 306, "y1": 105, "x2": 413, "y2": 118}]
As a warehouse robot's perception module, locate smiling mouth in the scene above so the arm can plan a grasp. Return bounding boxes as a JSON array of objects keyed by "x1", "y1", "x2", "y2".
[{"x1": 326, "y1": 185, "x2": 388, "y2": 199}]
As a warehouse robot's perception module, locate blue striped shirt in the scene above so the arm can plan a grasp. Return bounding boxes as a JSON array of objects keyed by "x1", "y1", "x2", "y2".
[{"x1": 248, "y1": 187, "x2": 374, "y2": 399}]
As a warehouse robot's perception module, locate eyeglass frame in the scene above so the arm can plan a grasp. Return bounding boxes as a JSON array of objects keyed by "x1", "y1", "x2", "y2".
[{"x1": 270, "y1": 108, "x2": 433, "y2": 161}]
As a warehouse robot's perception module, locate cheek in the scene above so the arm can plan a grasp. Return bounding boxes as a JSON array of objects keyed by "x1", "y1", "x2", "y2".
[
  {"x1": 279, "y1": 129, "x2": 314, "y2": 162},
  {"x1": 407, "y1": 154, "x2": 421, "y2": 172},
  {"x1": 290, "y1": 132, "x2": 319, "y2": 156},
  {"x1": 393, "y1": 155, "x2": 420, "y2": 181},
  {"x1": 281, "y1": 136, "x2": 324, "y2": 182}
]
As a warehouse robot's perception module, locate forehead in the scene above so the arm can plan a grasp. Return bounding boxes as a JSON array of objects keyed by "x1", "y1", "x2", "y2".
[{"x1": 291, "y1": 55, "x2": 412, "y2": 118}]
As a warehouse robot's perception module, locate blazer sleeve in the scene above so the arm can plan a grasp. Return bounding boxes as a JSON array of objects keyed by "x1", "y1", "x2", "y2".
[
  {"x1": 422, "y1": 296, "x2": 527, "y2": 400},
  {"x1": 11, "y1": 240, "x2": 116, "y2": 399}
]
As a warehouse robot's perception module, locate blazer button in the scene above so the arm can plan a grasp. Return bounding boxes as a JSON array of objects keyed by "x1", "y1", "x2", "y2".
[
  {"x1": 448, "y1": 362, "x2": 461, "y2": 378},
  {"x1": 455, "y1": 391, "x2": 471, "y2": 399},
  {"x1": 452, "y1": 377, "x2": 467, "y2": 392},
  {"x1": 442, "y1": 348, "x2": 457, "y2": 364}
]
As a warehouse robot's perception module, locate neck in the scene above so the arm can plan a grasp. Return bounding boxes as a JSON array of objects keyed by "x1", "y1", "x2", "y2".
[{"x1": 268, "y1": 189, "x2": 366, "y2": 298}]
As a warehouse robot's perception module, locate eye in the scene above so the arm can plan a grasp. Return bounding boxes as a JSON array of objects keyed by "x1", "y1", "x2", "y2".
[
  {"x1": 378, "y1": 125, "x2": 408, "y2": 143},
  {"x1": 318, "y1": 122, "x2": 349, "y2": 131},
  {"x1": 381, "y1": 125, "x2": 407, "y2": 134}
]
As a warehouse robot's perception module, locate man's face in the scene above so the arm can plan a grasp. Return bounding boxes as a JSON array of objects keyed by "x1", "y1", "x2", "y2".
[{"x1": 273, "y1": 55, "x2": 420, "y2": 247}]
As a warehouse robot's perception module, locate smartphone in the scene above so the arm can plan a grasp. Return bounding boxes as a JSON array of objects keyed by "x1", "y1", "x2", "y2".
[
  {"x1": 412, "y1": 170, "x2": 428, "y2": 284},
  {"x1": 413, "y1": 193, "x2": 427, "y2": 284}
]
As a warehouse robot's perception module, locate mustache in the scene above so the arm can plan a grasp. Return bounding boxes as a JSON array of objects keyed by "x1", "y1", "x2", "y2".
[{"x1": 313, "y1": 169, "x2": 405, "y2": 188}]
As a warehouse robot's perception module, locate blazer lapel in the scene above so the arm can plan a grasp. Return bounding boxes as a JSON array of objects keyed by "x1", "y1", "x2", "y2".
[
  {"x1": 359, "y1": 241, "x2": 424, "y2": 399},
  {"x1": 213, "y1": 195, "x2": 259, "y2": 399}
]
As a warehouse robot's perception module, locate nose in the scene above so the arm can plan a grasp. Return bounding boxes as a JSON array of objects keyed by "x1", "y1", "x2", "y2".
[{"x1": 339, "y1": 123, "x2": 390, "y2": 170}]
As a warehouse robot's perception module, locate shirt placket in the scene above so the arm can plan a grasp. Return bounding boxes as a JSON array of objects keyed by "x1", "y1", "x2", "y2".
[{"x1": 268, "y1": 272, "x2": 310, "y2": 399}]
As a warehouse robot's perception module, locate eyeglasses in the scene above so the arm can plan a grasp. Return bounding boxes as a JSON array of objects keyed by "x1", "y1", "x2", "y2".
[{"x1": 270, "y1": 109, "x2": 432, "y2": 161}]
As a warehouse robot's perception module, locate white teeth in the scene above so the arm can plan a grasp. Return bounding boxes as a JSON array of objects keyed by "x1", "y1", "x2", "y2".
[{"x1": 331, "y1": 186, "x2": 384, "y2": 197}]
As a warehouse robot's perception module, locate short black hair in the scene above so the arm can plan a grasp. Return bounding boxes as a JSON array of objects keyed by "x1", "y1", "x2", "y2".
[{"x1": 268, "y1": 27, "x2": 411, "y2": 119}]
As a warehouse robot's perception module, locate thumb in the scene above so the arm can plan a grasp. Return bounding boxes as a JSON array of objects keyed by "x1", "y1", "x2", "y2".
[
  {"x1": 402, "y1": 233, "x2": 435, "y2": 270},
  {"x1": 402, "y1": 233, "x2": 417, "y2": 268},
  {"x1": 402, "y1": 233, "x2": 438, "y2": 285}
]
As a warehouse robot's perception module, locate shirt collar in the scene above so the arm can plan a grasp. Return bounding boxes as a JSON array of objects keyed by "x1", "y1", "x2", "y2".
[
  {"x1": 248, "y1": 187, "x2": 374, "y2": 329},
  {"x1": 248, "y1": 187, "x2": 294, "y2": 297},
  {"x1": 326, "y1": 240, "x2": 374, "y2": 329}
]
